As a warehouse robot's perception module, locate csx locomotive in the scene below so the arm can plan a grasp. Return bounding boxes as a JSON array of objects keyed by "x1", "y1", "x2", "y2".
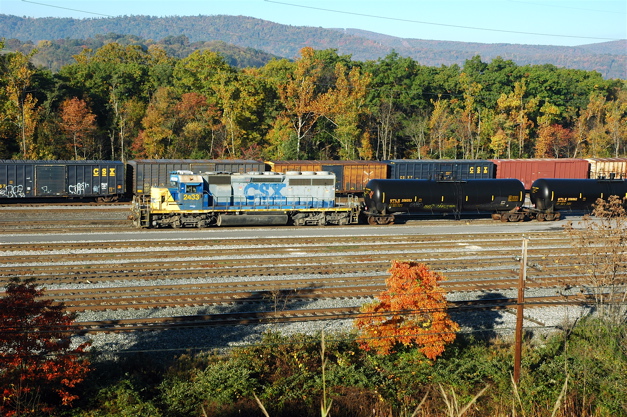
[{"x1": 131, "y1": 170, "x2": 360, "y2": 228}]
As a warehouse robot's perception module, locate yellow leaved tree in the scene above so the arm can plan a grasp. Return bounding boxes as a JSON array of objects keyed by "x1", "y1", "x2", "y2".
[{"x1": 354, "y1": 261, "x2": 459, "y2": 360}]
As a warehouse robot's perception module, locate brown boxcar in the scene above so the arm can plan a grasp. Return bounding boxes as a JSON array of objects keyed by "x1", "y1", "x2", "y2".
[
  {"x1": 266, "y1": 160, "x2": 388, "y2": 194},
  {"x1": 586, "y1": 158, "x2": 627, "y2": 180},
  {"x1": 491, "y1": 159, "x2": 590, "y2": 189}
]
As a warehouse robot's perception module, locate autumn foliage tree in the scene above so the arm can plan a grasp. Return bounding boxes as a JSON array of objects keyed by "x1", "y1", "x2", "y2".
[
  {"x1": 0, "y1": 279, "x2": 91, "y2": 416},
  {"x1": 3, "y1": 49, "x2": 40, "y2": 158},
  {"x1": 276, "y1": 47, "x2": 327, "y2": 159},
  {"x1": 59, "y1": 97, "x2": 97, "y2": 159},
  {"x1": 354, "y1": 261, "x2": 459, "y2": 360},
  {"x1": 321, "y1": 62, "x2": 371, "y2": 160}
]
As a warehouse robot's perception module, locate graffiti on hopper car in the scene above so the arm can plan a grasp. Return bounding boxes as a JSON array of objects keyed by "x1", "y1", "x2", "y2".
[
  {"x1": 0, "y1": 184, "x2": 26, "y2": 198},
  {"x1": 68, "y1": 182, "x2": 90, "y2": 195}
]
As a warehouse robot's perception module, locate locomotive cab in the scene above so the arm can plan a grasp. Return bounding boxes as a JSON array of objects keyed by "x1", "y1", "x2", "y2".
[{"x1": 150, "y1": 171, "x2": 207, "y2": 211}]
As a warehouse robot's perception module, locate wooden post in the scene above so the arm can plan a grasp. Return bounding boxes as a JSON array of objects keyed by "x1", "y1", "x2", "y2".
[{"x1": 513, "y1": 237, "x2": 528, "y2": 384}]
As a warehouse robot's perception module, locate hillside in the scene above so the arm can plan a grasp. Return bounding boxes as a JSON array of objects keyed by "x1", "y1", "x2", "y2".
[
  {"x1": 1, "y1": 14, "x2": 625, "y2": 79},
  {"x1": 2, "y1": 34, "x2": 281, "y2": 72}
]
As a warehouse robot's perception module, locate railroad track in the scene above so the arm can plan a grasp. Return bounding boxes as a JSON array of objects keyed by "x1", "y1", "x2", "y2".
[
  {"x1": 1, "y1": 222, "x2": 617, "y2": 344},
  {"x1": 0, "y1": 231, "x2": 563, "y2": 250},
  {"x1": 72, "y1": 294, "x2": 596, "y2": 334},
  {"x1": 0, "y1": 202, "x2": 130, "y2": 208},
  {"x1": 37, "y1": 267, "x2": 616, "y2": 314},
  {"x1": 0, "y1": 219, "x2": 130, "y2": 228},
  {"x1": 0, "y1": 206, "x2": 131, "y2": 233},
  {"x1": 0, "y1": 233, "x2": 570, "y2": 275},
  {"x1": 1, "y1": 232, "x2": 615, "y2": 310}
]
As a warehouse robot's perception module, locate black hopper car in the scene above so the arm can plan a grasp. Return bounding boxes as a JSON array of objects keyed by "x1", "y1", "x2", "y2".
[{"x1": 0, "y1": 160, "x2": 125, "y2": 201}]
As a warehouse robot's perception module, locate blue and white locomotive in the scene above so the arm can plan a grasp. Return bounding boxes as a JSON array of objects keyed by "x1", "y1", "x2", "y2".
[{"x1": 132, "y1": 170, "x2": 360, "y2": 228}]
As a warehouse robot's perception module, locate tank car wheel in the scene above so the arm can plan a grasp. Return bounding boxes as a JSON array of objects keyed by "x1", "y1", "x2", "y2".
[
  {"x1": 500, "y1": 213, "x2": 510, "y2": 222},
  {"x1": 367, "y1": 216, "x2": 378, "y2": 226},
  {"x1": 536, "y1": 213, "x2": 546, "y2": 222},
  {"x1": 492, "y1": 213, "x2": 501, "y2": 220}
]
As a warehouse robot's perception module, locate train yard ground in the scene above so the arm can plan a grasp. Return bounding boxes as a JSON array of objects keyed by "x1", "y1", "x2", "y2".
[{"x1": 0, "y1": 205, "x2": 609, "y2": 356}]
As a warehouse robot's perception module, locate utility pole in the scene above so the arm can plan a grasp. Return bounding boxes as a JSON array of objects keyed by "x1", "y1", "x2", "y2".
[{"x1": 513, "y1": 237, "x2": 528, "y2": 384}]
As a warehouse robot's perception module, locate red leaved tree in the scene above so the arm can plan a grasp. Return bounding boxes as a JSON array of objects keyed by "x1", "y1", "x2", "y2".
[
  {"x1": 354, "y1": 261, "x2": 459, "y2": 360},
  {"x1": 0, "y1": 279, "x2": 91, "y2": 416},
  {"x1": 59, "y1": 97, "x2": 97, "y2": 160}
]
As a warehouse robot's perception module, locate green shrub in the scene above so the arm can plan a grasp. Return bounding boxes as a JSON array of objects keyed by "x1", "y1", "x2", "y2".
[
  {"x1": 539, "y1": 318, "x2": 626, "y2": 415},
  {"x1": 72, "y1": 320, "x2": 627, "y2": 417},
  {"x1": 160, "y1": 357, "x2": 259, "y2": 416},
  {"x1": 71, "y1": 379, "x2": 161, "y2": 417}
]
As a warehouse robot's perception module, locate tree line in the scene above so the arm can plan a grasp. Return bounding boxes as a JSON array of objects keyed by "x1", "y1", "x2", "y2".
[{"x1": 1, "y1": 40, "x2": 625, "y2": 162}]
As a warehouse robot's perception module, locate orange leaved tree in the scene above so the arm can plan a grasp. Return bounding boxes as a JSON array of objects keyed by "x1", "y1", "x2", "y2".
[
  {"x1": 354, "y1": 261, "x2": 459, "y2": 360},
  {"x1": 0, "y1": 279, "x2": 91, "y2": 416}
]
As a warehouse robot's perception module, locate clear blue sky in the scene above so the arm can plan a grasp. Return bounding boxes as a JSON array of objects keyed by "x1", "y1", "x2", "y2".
[{"x1": 2, "y1": 0, "x2": 626, "y2": 46}]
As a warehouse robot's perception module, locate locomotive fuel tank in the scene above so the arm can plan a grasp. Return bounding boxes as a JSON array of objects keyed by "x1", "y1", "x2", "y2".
[
  {"x1": 530, "y1": 178, "x2": 627, "y2": 212},
  {"x1": 363, "y1": 179, "x2": 525, "y2": 215}
]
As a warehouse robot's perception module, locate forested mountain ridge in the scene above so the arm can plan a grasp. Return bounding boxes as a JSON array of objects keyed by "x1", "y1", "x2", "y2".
[
  {"x1": 3, "y1": 35, "x2": 282, "y2": 72},
  {"x1": 1, "y1": 14, "x2": 625, "y2": 79}
]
